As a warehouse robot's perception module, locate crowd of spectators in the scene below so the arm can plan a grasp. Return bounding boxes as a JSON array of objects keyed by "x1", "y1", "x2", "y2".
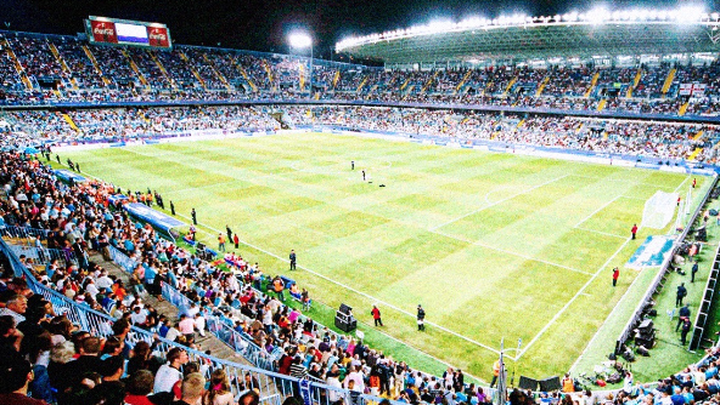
[
  {"x1": 2, "y1": 25, "x2": 720, "y2": 405},
  {"x1": 3, "y1": 30, "x2": 720, "y2": 121},
  {"x1": 1, "y1": 106, "x2": 280, "y2": 146},
  {"x1": 1, "y1": 103, "x2": 718, "y2": 165},
  {"x1": 0, "y1": 152, "x2": 273, "y2": 405},
  {"x1": 282, "y1": 105, "x2": 720, "y2": 163}
]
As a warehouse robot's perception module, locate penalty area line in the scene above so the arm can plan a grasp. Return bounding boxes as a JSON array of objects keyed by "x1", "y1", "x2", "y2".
[
  {"x1": 574, "y1": 194, "x2": 624, "y2": 228},
  {"x1": 568, "y1": 262, "x2": 650, "y2": 373},
  {"x1": 515, "y1": 235, "x2": 633, "y2": 360},
  {"x1": 430, "y1": 174, "x2": 570, "y2": 231}
]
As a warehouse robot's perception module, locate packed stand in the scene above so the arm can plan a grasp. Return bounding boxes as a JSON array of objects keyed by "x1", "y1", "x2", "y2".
[
  {"x1": 1, "y1": 106, "x2": 281, "y2": 145},
  {"x1": 1, "y1": 29, "x2": 720, "y2": 120},
  {"x1": 125, "y1": 48, "x2": 173, "y2": 90},
  {"x1": 282, "y1": 105, "x2": 720, "y2": 162},
  {"x1": 4, "y1": 35, "x2": 67, "y2": 85},
  {"x1": 55, "y1": 37, "x2": 107, "y2": 89}
]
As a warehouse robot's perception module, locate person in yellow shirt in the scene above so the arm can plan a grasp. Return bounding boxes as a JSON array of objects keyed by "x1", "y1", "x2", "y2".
[
  {"x1": 218, "y1": 234, "x2": 226, "y2": 252},
  {"x1": 562, "y1": 373, "x2": 575, "y2": 392},
  {"x1": 272, "y1": 276, "x2": 285, "y2": 302},
  {"x1": 490, "y1": 360, "x2": 500, "y2": 388}
]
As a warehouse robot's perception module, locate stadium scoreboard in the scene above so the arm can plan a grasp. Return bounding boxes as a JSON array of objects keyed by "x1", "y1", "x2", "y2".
[{"x1": 85, "y1": 16, "x2": 172, "y2": 49}]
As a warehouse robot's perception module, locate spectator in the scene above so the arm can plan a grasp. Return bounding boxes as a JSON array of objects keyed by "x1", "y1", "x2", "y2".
[
  {"x1": 153, "y1": 347, "x2": 189, "y2": 394},
  {"x1": 124, "y1": 370, "x2": 155, "y2": 405},
  {"x1": 205, "y1": 368, "x2": 235, "y2": 405}
]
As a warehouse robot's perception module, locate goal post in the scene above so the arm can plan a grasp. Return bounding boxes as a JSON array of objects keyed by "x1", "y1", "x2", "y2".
[{"x1": 642, "y1": 191, "x2": 679, "y2": 230}]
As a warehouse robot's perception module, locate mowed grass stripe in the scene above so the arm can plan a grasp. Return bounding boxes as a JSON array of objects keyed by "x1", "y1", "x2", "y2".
[
  {"x1": 580, "y1": 196, "x2": 647, "y2": 237},
  {"x1": 62, "y1": 132, "x2": 691, "y2": 377},
  {"x1": 72, "y1": 148, "x2": 237, "y2": 192},
  {"x1": 381, "y1": 243, "x2": 590, "y2": 344}
]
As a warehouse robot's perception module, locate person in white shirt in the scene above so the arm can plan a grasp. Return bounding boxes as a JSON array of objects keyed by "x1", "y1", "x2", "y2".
[
  {"x1": 130, "y1": 306, "x2": 148, "y2": 326},
  {"x1": 165, "y1": 323, "x2": 182, "y2": 343},
  {"x1": 343, "y1": 365, "x2": 365, "y2": 393},
  {"x1": 194, "y1": 313, "x2": 206, "y2": 337},
  {"x1": 96, "y1": 270, "x2": 114, "y2": 291},
  {"x1": 326, "y1": 371, "x2": 344, "y2": 402},
  {"x1": 186, "y1": 303, "x2": 200, "y2": 319},
  {"x1": 153, "y1": 347, "x2": 188, "y2": 393},
  {"x1": 0, "y1": 294, "x2": 27, "y2": 325},
  {"x1": 84, "y1": 279, "x2": 100, "y2": 297}
]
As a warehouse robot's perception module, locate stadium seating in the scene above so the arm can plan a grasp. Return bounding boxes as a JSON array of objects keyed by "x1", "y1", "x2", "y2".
[{"x1": 1, "y1": 29, "x2": 720, "y2": 124}]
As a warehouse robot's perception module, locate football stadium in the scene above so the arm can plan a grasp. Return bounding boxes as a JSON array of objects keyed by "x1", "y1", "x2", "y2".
[{"x1": 2, "y1": 3, "x2": 720, "y2": 405}]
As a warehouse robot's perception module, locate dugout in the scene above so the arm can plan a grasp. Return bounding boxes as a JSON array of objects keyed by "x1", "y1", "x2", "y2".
[{"x1": 123, "y1": 202, "x2": 185, "y2": 242}]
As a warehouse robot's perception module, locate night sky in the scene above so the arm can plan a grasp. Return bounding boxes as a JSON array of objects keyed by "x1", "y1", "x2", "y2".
[{"x1": 1, "y1": 0, "x2": 715, "y2": 59}]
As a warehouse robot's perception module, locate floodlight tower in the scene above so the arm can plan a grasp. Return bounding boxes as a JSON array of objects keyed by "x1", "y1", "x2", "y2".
[{"x1": 288, "y1": 31, "x2": 314, "y2": 98}]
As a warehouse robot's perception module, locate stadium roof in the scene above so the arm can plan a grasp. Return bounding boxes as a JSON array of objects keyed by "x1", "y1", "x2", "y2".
[{"x1": 336, "y1": 7, "x2": 720, "y2": 65}]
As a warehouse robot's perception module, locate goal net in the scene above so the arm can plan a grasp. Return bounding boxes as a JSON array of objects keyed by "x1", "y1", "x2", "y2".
[{"x1": 641, "y1": 191, "x2": 679, "y2": 229}]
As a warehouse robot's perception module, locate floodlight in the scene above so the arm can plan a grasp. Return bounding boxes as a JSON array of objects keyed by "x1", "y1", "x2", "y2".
[
  {"x1": 587, "y1": 7, "x2": 610, "y2": 24},
  {"x1": 674, "y1": 5, "x2": 705, "y2": 23},
  {"x1": 427, "y1": 19, "x2": 455, "y2": 33},
  {"x1": 288, "y1": 32, "x2": 312, "y2": 49},
  {"x1": 459, "y1": 16, "x2": 484, "y2": 28}
]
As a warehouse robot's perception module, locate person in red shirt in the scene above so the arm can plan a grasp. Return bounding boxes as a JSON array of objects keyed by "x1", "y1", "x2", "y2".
[
  {"x1": 371, "y1": 305, "x2": 383, "y2": 327},
  {"x1": 612, "y1": 267, "x2": 620, "y2": 287},
  {"x1": 124, "y1": 370, "x2": 155, "y2": 405},
  {"x1": 631, "y1": 224, "x2": 638, "y2": 240},
  {"x1": 0, "y1": 357, "x2": 48, "y2": 405}
]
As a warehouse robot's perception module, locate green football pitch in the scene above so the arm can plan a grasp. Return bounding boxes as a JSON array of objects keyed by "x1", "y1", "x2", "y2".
[{"x1": 61, "y1": 131, "x2": 706, "y2": 381}]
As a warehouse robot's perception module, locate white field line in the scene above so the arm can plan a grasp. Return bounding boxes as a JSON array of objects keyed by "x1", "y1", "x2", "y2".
[
  {"x1": 429, "y1": 174, "x2": 570, "y2": 231},
  {"x1": 360, "y1": 318, "x2": 488, "y2": 383},
  {"x1": 574, "y1": 227, "x2": 628, "y2": 240},
  {"x1": 572, "y1": 174, "x2": 680, "y2": 190},
  {"x1": 515, "y1": 235, "x2": 634, "y2": 360},
  {"x1": 568, "y1": 264, "x2": 650, "y2": 373},
  {"x1": 674, "y1": 176, "x2": 691, "y2": 193},
  {"x1": 289, "y1": 160, "x2": 393, "y2": 175},
  {"x1": 173, "y1": 212, "x2": 508, "y2": 358},
  {"x1": 574, "y1": 195, "x2": 624, "y2": 228},
  {"x1": 433, "y1": 230, "x2": 594, "y2": 277},
  {"x1": 674, "y1": 176, "x2": 691, "y2": 194}
]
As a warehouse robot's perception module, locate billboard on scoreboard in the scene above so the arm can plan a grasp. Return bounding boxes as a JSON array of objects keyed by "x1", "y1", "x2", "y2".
[{"x1": 85, "y1": 16, "x2": 172, "y2": 49}]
